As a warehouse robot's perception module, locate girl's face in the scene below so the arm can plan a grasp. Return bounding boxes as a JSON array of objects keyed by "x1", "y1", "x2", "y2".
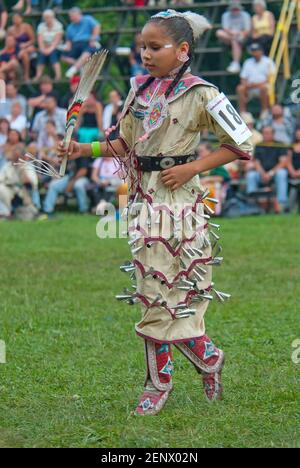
[{"x1": 141, "y1": 23, "x2": 189, "y2": 78}]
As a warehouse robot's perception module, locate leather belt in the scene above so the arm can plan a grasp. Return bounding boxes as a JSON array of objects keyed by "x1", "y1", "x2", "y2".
[{"x1": 136, "y1": 154, "x2": 196, "y2": 172}]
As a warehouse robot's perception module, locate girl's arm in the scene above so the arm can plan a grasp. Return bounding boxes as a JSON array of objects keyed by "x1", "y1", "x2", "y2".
[
  {"x1": 95, "y1": 102, "x2": 104, "y2": 133},
  {"x1": 161, "y1": 147, "x2": 240, "y2": 191},
  {"x1": 57, "y1": 138, "x2": 128, "y2": 161}
]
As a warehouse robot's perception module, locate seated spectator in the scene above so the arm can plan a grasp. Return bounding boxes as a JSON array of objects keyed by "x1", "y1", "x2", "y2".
[
  {"x1": 103, "y1": 90, "x2": 123, "y2": 139},
  {"x1": 42, "y1": 156, "x2": 90, "y2": 217},
  {"x1": 216, "y1": 0, "x2": 251, "y2": 74},
  {"x1": 8, "y1": 13, "x2": 36, "y2": 81},
  {"x1": 0, "y1": 0, "x2": 8, "y2": 40},
  {"x1": 76, "y1": 92, "x2": 104, "y2": 143},
  {"x1": 241, "y1": 112, "x2": 263, "y2": 148},
  {"x1": 61, "y1": 7, "x2": 101, "y2": 79},
  {"x1": 87, "y1": 156, "x2": 123, "y2": 213},
  {"x1": 12, "y1": 0, "x2": 63, "y2": 16},
  {"x1": 2, "y1": 128, "x2": 24, "y2": 161},
  {"x1": 35, "y1": 9, "x2": 64, "y2": 81},
  {"x1": 27, "y1": 75, "x2": 60, "y2": 124},
  {"x1": 0, "y1": 34, "x2": 20, "y2": 82},
  {"x1": 237, "y1": 42, "x2": 275, "y2": 117},
  {"x1": 246, "y1": 126, "x2": 289, "y2": 212},
  {"x1": 198, "y1": 142, "x2": 231, "y2": 214},
  {"x1": 0, "y1": 82, "x2": 27, "y2": 118},
  {"x1": 6, "y1": 101, "x2": 27, "y2": 140},
  {"x1": 60, "y1": 75, "x2": 80, "y2": 110},
  {"x1": 250, "y1": 0, "x2": 275, "y2": 55},
  {"x1": 32, "y1": 95, "x2": 66, "y2": 144},
  {"x1": 257, "y1": 104, "x2": 295, "y2": 145},
  {"x1": 286, "y1": 127, "x2": 300, "y2": 213},
  {"x1": 129, "y1": 33, "x2": 148, "y2": 77},
  {"x1": 0, "y1": 118, "x2": 10, "y2": 149}
]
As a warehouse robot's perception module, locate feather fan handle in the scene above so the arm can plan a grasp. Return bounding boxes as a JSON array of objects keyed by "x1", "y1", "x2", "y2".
[{"x1": 59, "y1": 49, "x2": 108, "y2": 177}]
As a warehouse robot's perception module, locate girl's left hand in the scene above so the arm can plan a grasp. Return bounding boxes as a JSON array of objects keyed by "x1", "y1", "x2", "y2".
[{"x1": 161, "y1": 163, "x2": 196, "y2": 191}]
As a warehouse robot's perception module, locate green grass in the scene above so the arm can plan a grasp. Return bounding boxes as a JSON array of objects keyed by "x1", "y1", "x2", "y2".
[{"x1": 0, "y1": 214, "x2": 299, "y2": 448}]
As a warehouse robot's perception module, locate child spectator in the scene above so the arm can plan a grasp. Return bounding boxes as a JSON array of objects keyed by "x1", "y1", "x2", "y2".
[
  {"x1": 237, "y1": 42, "x2": 275, "y2": 117},
  {"x1": 8, "y1": 13, "x2": 36, "y2": 81},
  {"x1": 88, "y1": 156, "x2": 123, "y2": 213},
  {"x1": 32, "y1": 95, "x2": 66, "y2": 144},
  {"x1": 61, "y1": 7, "x2": 101, "y2": 79},
  {"x1": 35, "y1": 9, "x2": 64, "y2": 81},
  {"x1": 0, "y1": 35, "x2": 20, "y2": 82},
  {"x1": 216, "y1": 0, "x2": 251, "y2": 74}
]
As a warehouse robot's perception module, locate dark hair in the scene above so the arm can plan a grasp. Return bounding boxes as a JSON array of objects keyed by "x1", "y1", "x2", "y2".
[{"x1": 136, "y1": 16, "x2": 195, "y2": 99}]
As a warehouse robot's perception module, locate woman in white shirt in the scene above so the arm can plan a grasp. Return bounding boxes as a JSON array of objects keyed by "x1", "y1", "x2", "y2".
[
  {"x1": 6, "y1": 101, "x2": 27, "y2": 140},
  {"x1": 34, "y1": 9, "x2": 63, "y2": 81}
]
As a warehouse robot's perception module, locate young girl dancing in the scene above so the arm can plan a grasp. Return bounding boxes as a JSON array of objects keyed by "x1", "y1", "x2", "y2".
[{"x1": 58, "y1": 9, "x2": 253, "y2": 416}]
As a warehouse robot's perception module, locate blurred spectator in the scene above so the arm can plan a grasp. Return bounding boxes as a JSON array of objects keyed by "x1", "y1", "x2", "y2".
[
  {"x1": 241, "y1": 112, "x2": 263, "y2": 148},
  {"x1": 257, "y1": 104, "x2": 295, "y2": 145},
  {"x1": 2, "y1": 128, "x2": 24, "y2": 160},
  {"x1": 198, "y1": 142, "x2": 231, "y2": 214},
  {"x1": 246, "y1": 126, "x2": 289, "y2": 212},
  {"x1": 0, "y1": 82, "x2": 27, "y2": 117},
  {"x1": 250, "y1": 0, "x2": 275, "y2": 55},
  {"x1": 77, "y1": 92, "x2": 104, "y2": 143},
  {"x1": 28, "y1": 75, "x2": 60, "y2": 123},
  {"x1": 8, "y1": 13, "x2": 36, "y2": 81},
  {"x1": 0, "y1": 117, "x2": 9, "y2": 148},
  {"x1": 42, "y1": 157, "x2": 90, "y2": 216},
  {"x1": 129, "y1": 32, "x2": 148, "y2": 77},
  {"x1": 37, "y1": 120, "x2": 62, "y2": 184},
  {"x1": 103, "y1": 90, "x2": 123, "y2": 138},
  {"x1": 6, "y1": 101, "x2": 27, "y2": 140},
  {"x1": 237, "y1": 42, "x2": 275, "y2": 117},
  {"x1": 60, "y1": 75, "x2": 80, "y2": 109},
  {"x1": 87, "y1": 156, "x2": 123, "y2": 213},
  {"x1": 216, "y1": 0, "x2": 251, "y2": 74},
  {"x1": 12, "y1": 0, "x2": 33, "y2": 15},
  {"x1": 0, "y1": 0, "x2": 8, "y2": 40},
  {"x1": 287, "y1": 127, "x2": 300, "y2": 213},
  {"x1": 0, "y1": 34, "x2": 20, "y2": 82},
  {"x1": 61, "y1": 7, "x2": 101, "y2": 79},
  {"x1": 32, "y1": 95, "x2": 66, "y2": 143},
  {"x1": 35, "y1": 9, "x2": 64, "y2": 81}
]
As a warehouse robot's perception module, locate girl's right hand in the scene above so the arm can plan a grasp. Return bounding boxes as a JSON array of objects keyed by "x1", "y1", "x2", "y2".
[{"x1": 57, "y1": 140, "x2": 81, "y2": 162}]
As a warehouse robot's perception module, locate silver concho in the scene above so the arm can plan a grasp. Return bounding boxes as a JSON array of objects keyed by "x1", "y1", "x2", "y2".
[
  {"x1": 160, "y1": 157, "x2": 176, "y2": 169},
  {"x1": 186, "y1": 155, "x2": 196, "y2": 163}
]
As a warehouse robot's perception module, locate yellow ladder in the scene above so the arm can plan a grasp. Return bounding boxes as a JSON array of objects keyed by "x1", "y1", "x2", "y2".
[{"x1": 269, "y1": 0, "x2": 300, "y2": 105}]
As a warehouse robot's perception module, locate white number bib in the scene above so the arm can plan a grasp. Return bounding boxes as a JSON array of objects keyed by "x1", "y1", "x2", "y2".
[{"x1": 206, "y1": 93, "x2": 252, "y2": 145}]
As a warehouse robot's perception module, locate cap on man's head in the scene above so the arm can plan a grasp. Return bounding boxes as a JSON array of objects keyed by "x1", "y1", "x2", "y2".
[
  {"x1": 249, "y1": 42, "x2": 264, "y2": 52},
  {"x1": 229, "y1": 0, "x2": 242, "y2": 10}
]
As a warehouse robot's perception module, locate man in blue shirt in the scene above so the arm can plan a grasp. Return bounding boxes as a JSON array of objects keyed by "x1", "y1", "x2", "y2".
[{"x1": 61, "y1": 7, "x2": 101, "y2": 78}]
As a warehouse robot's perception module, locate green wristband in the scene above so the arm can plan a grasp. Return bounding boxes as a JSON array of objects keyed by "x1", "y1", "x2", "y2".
[{"x1": 91, "y1": 141, "x2": 102, "y2": 158}]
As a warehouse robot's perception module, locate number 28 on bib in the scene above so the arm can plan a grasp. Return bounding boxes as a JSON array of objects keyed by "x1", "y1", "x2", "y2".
[{"x1": 206, "y1": 93, "x2": 252, "y2": 146}]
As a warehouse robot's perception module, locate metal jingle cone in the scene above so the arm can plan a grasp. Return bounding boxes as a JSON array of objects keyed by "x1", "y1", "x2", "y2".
[
  {"x1": 213, "y1": 289, "x2": 225, "y2": 302},
  {"x1": 176, "y1": 285, "x2": 192, "y2": 291},
  {"x1": 204, "y1": 204, "x2": 215, "y2": 216},
  {"x1": 192, "y1": 269, "x2": 205, "y2": 282},
  {"x1": 180, "y1": 278, "x2": 195, "y2": 287},
  {"x1": 206, "y1": 197, "x2": 219, "y2": 205},
  {"x1": 171, "y1": 238, "x2": 181, "y2": 250},
  {"x1": 210, "y1": 230, "x2": 220, "y2": 241},
  {"x1": 193, "y1": 248, "x2": 204, "y2": 257},
  {"x1": 149, "y1": 294, "x2": 162, "y2": 307},
  {"x1": 179, "y1": 258, "x2": 187, "y2": 269},
  {"x1": 116, "y1": 294, "x2": 134, "y2": 301},
  {"x1": 175, "y1": 308, "x2": 196, "y2": 318},
  {"x1": 128, "y1": 237, "x2": 139, "y2": 246},
  {"x1": 195, "y1": 265, "x2": 207, "y2": 275},
  {"x1": 200, "y1": 188, "x2": 210, "y2": 200},
  {"x1": 194, "y1": 212, "x2": 210, "y2": 221},
  {"x1": 182, "y1": 247, "x2": 194, "y2": 259},
  {"x1": 173, "y1": 303, "x2": 188, "y2": 310},
  {"x1": 217, "y1": 290, "x2": 231, "y2": 300},
  {"x1": 209, "y1": 222, "x2": 221, "y2": 230},
  {"x1": 131, "y1": 245, "x2": 144, "y2": 255},
  {"x1": 130, "y1": 271, "x2": 136, "y2": 281},
  {"x1": 127, "y1": 297, "x2": 140, "y2": 305}
]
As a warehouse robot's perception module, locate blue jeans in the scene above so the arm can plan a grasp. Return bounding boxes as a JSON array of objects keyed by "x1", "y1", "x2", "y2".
[
  {"x1": 43, "y1": 175, "x2": 89, "y2": 214},
  {"x1": 246, "y1": 169, "x2": 288, "y2": 205}
]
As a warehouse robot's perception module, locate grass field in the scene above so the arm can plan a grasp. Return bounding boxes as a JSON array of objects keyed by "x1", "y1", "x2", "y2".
[{"x1": 0, "y1": 213, "x2": 299, "y2": 448}]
